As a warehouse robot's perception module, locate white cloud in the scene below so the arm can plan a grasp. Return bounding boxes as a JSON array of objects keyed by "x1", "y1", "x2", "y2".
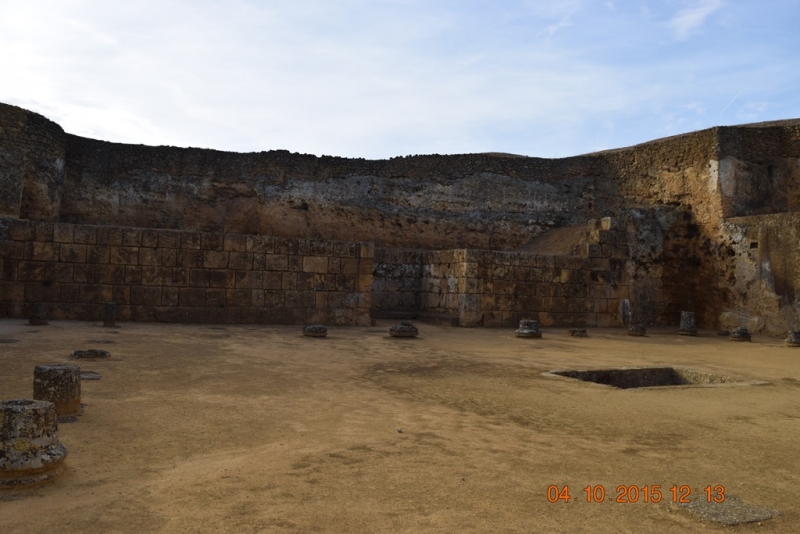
[
  {"x1": 0, "y1": 0, "x2": 796, "y2": 159},
  {"x1": 669, "y1": 0, "x2": 724, "y2": 40}
]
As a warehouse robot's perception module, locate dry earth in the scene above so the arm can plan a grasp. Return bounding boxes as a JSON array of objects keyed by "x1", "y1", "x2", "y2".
[{"x1": 0, "y1": 320, "x2": 798, "y2": 533}]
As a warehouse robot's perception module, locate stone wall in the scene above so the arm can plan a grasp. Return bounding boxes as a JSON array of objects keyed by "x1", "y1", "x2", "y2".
[
  {"x1": 4, "y1": 101, "x2": 800, "y2": 333},
  {"x1": 372, "y1": 219, "x2": 631, "y2": 328},
  {"x1": 370, "y1": 249, "x2": 424, "y2": 313},
  {"x1": 0, "y1": 218, "x2": 372, "y2": 325},
  {"x1": 0, "y1": 104, "x2": 66, "y2": 220},
  {"x1": 712, "y1": 213, "x2": 800, "y2": 335}
]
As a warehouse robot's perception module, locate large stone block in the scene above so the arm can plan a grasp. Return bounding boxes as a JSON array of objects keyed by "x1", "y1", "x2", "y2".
[{"x1": 303, "y1": 256, "x2": 328, "y2": 273}]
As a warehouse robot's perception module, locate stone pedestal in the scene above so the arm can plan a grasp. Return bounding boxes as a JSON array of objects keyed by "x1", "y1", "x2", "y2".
[
  {"x1": 29, "y1": 303, "x2": 48, "y2": 326},
  {"x1": 516, "y1": 319, "x2": 542, "y2": 338},
  {"x1": 678, "y1": 311, "x2": 697, "y2": 336},
  {"x1": 0, "y1": 399, "x2": 68, "y2": 487},
  {"x1": 103, "y1": 302, "x2": 116, "y2": 327},
  {"x1": 785, "y1": 331, "x2": 800, "y2": 347},
  {"x1": 628, "y1": 324, "x2": 646, "y2": 336},
  {"x1": 303, "y1": 325, "x2": 328, "y2": 338},
  {"x1": 729, "y1": 327, "x2": 751, "y2": 342},
  {"x1": 33, "y1": 364, "x2": 81, "y2": 416},
  {"x1": 390, "y1": 322, "x2": 419, "y2": 338}
]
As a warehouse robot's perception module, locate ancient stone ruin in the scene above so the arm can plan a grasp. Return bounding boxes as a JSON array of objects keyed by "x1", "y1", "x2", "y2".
[
  {"x1": 1, "y1": 102, "x2": 800, "y2": 335},
  {"x1": 0, "y1": 399, "x2": 68, "y2": 487},
  {"x1": 678, "y1": 311, "x2": 697, "y2": 336},
  {"x1": 33, "y1": 364, "x2": 81, "y2": 417},
  {"x1": 389, "y1": 322, "x2": 419, "y2": 338},
  {"x1": 516, "y1": 319, "x2": 542, "y2": 338},
  {"x1": 302, "y1": 324, "x2": 328, "y2": 338}
]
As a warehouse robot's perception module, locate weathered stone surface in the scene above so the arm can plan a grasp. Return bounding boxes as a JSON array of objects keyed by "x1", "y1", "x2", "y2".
[
  {"x1": 389, "y1": 321, "x2": 419, "y2": 338},
  {"x1": 785, "y1": 330, "x2": 800, "y2": 347},
  {"x1": 33, "y1": 364, "x2": 81, "y2": 416},
  {"x1": 103, "y1": 301, "x2": 116, "y2": 327},
  {"x1": 627, "y1": 324, "x2": 646, "y2": 336},
  {"x1": 516, "y1": 318, "x2": 542, "y2": 338},
  {"x1": 4, "y1": 102, "x2": 800, "y2": 332},
  {"x1": 0, "y1": 399, "x2": 68, "y2": 487},
  {"x1": 302, "y1": 325, "x2": 328, "y2": 337},
  {"x1": 678, "y1": 311, "x2": 697, "y2": 336},
  {"x1": 729, "y1": 326, "x2": 752, "y2": 342},
  {"x1": 29, "y1": 302, "x2": 48, "y2": 325},
  {"x1": 569, "y1": 328, "x2": 588, "y2": 337}
]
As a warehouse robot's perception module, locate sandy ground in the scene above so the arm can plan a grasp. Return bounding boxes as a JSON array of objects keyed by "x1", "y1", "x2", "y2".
[{"x1": 0, "y1": 319, "x2": 798, "y2": 533}]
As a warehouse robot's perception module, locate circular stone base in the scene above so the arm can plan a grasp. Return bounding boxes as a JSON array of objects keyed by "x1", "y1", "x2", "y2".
[
  {"x1": 785, "y1": 341, "x2": 800, "y2": 347},
  {"x1": 729, "y1": 335, "x2": 751, "y2": 342},
  {"x1": 1, "y1": 399, "x2": 68, "y2": 488},
  {"x1": 389, "y1": 322, "x2": 419, "y2": 338},
  {"x1": 302, "y1": 325, "x2": 328, "y2": 338},
  {"x1": 516, "y1": 330, "x2": 542, "y2": 338},
  {"x1": 678, "y1": 330, "x2": 698, "y2": 336}
]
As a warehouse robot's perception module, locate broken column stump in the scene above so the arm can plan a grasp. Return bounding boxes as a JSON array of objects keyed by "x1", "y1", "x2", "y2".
[
  {"x1": 389, "y1": 322, "x2": 419, "y2": 338},
  {"x1": 627, "y1": 324, "x2": 646, "y2": 336},
  {"x1": 29, "y1": 303, "x2": 48, "y2": 326},
  {"x1": 729, "y1": 327, "x2": 752, "y2": 342},
  {"x1": 302, "y1": 325, "x2": 328, "y2": 338},
  {"x1": 0, "y1": 399, "x2": 68, "y2": 487},
  {"x1": 785, "y1": 331, "x2": 800, "y2": 347},
  {"x1": 678, "y1": 311, "x2": 697, "y2": 336},
  {"x1": 516, "y1": 319, "x2": 542, "y2": 338},
  {"x1": 33, "y1": 364, "x2": 81, "y2": 417},
  {"x1": 102, "y1": 302, "x2": 116, "y2": 327}
]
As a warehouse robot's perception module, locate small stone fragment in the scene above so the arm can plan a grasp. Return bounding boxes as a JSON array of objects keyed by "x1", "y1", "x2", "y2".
[
  {"x1": 389, "y1": 322, "x2": 419, "y2": 338},
  {"x1": 627, "y1": 324, "x2": 646, "y2": 336},
  {"x1": 729, "y1": 327, "x2": 751, "y2": 342},
  {"x1": 71, "y1": 349, "x2": 111, "y2": 359},
  {"x1": 678, "y1": 311, "x2": 697, "y2": 336},
  {"x1": 302, "y1": 325, "x2": 328, "y2": 338},
  {"x1": 568, "y1": 328, "x2": 588, "y2": 337},
  {"x1": 516, "y1": 319, "x2": 542, "y2": 338}
]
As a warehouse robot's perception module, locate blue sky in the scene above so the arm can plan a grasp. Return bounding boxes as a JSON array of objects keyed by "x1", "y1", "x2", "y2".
[{"x1": 1, "y1": 0, "x2": 798, "y2": 159}]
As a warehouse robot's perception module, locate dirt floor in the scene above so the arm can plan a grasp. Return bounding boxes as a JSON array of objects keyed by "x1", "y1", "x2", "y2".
[{"x1": 0, "y1": 319, "x2": 798, "y2": 533}]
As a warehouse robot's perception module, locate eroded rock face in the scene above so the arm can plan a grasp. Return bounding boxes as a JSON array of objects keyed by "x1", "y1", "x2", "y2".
[{"x1": 0, "y1": 399, "x2": 68, "y2": 487}]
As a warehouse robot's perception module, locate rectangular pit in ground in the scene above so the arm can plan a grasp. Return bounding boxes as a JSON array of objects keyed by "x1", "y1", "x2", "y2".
[{"x1": 551, "y1": 367, "x2": 738, "y2": 389}]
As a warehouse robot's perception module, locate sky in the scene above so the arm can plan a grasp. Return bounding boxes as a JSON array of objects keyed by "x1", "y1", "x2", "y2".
[{"x1": 1, "y1": 0, "x2": 798, "y2": 159}]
